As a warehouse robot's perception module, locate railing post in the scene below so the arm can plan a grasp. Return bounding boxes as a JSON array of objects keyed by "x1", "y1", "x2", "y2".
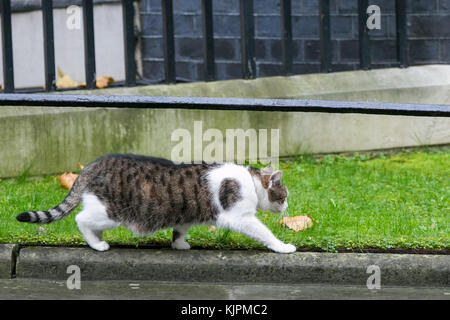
[
  {"x1": 42, "y1": 0, "x2": 56, "y2": 91},
  {"x1": 201, "y1": 0, "x2": 215, "y2": 81},
  {"x1": 1, "y1": 0, "x2": 14, "y2": 93},
  {"x1": 82, "y1": 0, "x2": 97, "y2": 89},
  {"x1": 280, "y1": 0, "x2": 293, "y2": 75},
  {"x1": 358, "y1": 0, "x2": 371, "y2": 70},
  {"x1": 396, "y1": 0, "x2": 408, "y2": 68},
  {"x1": 161, "y1": 0, "x2": 176, "y2": 84},
  {"x1": 239, "y1": 0, "x2": 256, "y2": 79},
  {"x1": 319, "y1": 0, "x2": 332, "y2": 73},
  {"x1": 122, "y1": 0, "x2": 137, "y2": 86}
]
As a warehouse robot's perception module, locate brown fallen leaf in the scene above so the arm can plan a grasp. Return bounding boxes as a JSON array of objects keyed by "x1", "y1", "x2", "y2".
[
  {"x1": 208, "y1": 226, "x2": 217, "y2": 232},
  {"x1": 77, "y1": 162, "x2": 84, "y2": 170},
  {"x1": 279, "y1": 216, "x2": 313, "y2": 231},
  {"x1": 96, "y1": 75, "x2": 114, "y2": 89},
  {"x1": 56, "y1": 67, "x2": 85, "y2": 89},
  {"x1": 58, "y1": 172, "x2": 78, "y2": 190}
]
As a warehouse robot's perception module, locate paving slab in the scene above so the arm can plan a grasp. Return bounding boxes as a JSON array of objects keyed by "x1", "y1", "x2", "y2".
[
  {"x1": 0, "y1": 279, "x2": 449, "y2": 300},
  {"x1": 15, "y1": 246, "x2": 450, "y2": 286},
  {"x1": 0, "y1": 244, "x2": 17, "y2": 279}
]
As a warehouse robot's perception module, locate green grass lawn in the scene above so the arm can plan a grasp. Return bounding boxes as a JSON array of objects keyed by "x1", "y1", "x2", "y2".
[{"x1": 0, "y1": 149, "x2": 448, "y2": 252}]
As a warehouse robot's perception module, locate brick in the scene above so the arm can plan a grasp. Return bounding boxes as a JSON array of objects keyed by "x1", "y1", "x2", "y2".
[
  {"x1": 339, "y1": 39, "x2": 359, "y2": 61},
  {"x1": 440, "y1": 0, "x2": 450, "y2": 11},
  {"x1": 143, "y1": 60, "x2": 165, "y2": 80},
  {"x1": 215, "y1": 62, "x2": 242, "y2": 80},
  {"x1": 304, "y1": 40, "x2": 339, "y2": 62},
  {"x1": 331, "y1": 15, "x2": 353, "y2": 38},
  {"x1": 140, "y1": 0, "x2": 151, "y2": 13},
  {"x1": 176, "y1": 61, "x2": 198, "y2": 80},
  {"x1": 408, "y1": 40, "x2": 440, "y2": 63},
  {"x1": 371, "y1": 40, "x2": 397, "y2": 63},
  {"x1": 292, "y1": 15, "x2": 320, "y2": 37},
  {"x1": 146, "y1": 0, "x2": 161, "y2": 12},
  {"x1": 254, "y1": 0, "x2": 280, "y2": 14},
  {"x1": 370, "y1": 62, "x2": 400, "y2": 70},
  {"x1": 331, "y1": 63, "x2": 357, "y2": 72},
  {"x1": 176, "y1": 38, "x2": 203, "y2": 60},
  {"x1": 369, "y1": 0, "x2": 395, "y2": 13},
  {"x1": 257, "y1": 63, "x2": 283, "y2": 77},
  {"x1": 292, "y1": 63, "x2": 320, "y2": 74},
  {"x1": 213, "y1": 0, "x2": 239, "y2": 13},
  {"x1": 440, "y1": 39, "x2": 450, "y2": 63},
  {"x1": 408, "y1": 15, "x2": 450, "y2": 38},
  {"x1": 338, "y1": 0, "x2": 357, "y2": 13},
  {"x1": 140, "y1": 13, "x2": 162, "y2": 36},
  {"x1": 366, "y1": 14, "x2": 391, "y2": 39},
  {"x1": 407, "y1": 0, "x2": 438, "y2": 13},
  {"x1": 174, "y1": 14, "x2": 201, "y2": 37},
  {"x1": 291, "y1": 0, "x2": 303, "y2": 14},
  {"x1": 255, "y1": 39, "x2": 267, "y2": 60},
  {"x1": 142, "y1": 37, "x2": 163, "y2": 59},
  {"x1": 213, "y1": 15, "x2": 241, "y2": 37},
  {"x1": 215, "y1": 38, "x2": 240, "y2": 61},
  {"x1": 301, "y1": 0, "x2": 319, "y2": 13},
  {"x1": 173, "y1": 0, "x2": 201, "y2": 13},
  {"x1": 256, "y1": 15, "x2": 281, "y2": 38}
]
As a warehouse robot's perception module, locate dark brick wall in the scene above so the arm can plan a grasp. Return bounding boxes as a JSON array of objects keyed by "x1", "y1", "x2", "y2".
[{"x1": 139, "y1": 0, "x2": 450, "y2": 82}]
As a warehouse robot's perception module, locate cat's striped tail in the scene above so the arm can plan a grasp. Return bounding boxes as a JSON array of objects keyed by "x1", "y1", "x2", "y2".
[{"x1": 16, "y1": 184, "x2": 82, "y2": 224}]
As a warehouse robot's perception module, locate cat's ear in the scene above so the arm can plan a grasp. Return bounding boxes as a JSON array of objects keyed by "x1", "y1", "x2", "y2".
[
  {"x1": 261, "y1": 165, "x2": 273, "y2": 175},
  {"x1": 270, "y1": 170, "x2": 282, "y2": 185}
]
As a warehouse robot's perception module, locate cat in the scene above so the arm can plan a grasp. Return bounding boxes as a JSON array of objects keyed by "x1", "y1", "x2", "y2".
[{"x1": 16, "y1": 154, "x2": 295, "y2": 254}]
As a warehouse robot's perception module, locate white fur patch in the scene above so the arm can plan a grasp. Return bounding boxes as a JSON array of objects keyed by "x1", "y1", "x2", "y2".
[{"x1": 75, "y1": 193, "x2": 120, "y2": 251}]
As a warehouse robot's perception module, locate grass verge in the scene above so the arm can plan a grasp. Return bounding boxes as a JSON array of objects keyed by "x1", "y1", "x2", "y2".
[{"x1": 0, "y1": 150, "x2": 448, "y2": 252}]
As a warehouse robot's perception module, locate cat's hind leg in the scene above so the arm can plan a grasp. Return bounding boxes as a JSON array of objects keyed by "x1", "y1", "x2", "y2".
[
  {"x1": 75, "y1": 193, "x2": 120, "y2": 251},
  {"x1": 172, "y1": 224, "x2": 191, "y2": 250}
]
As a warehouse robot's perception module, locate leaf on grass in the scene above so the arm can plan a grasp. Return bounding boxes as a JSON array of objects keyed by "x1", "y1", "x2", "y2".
[
  {"x1": 56, "y1": 67, "x2": 86, "y2": 89},
  {"x1": 58, "y1": 172, "x2": 78, "y2": 190},
  {"x1": 96, "y1": 76, "x2": 114, "y2": 89},
  {"x1": 77, "y1": 162, "x2": 84, "y2": 170},
  {"x1": 279, "y1": 216, "x2": 314, "y2": 231},
  {"x1": 208, "y1": 226, "x2": 217, "y2": 232}
]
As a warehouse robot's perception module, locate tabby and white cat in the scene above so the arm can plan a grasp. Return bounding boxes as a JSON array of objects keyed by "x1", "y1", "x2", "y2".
[{"x1": 16, "y1": 154, "x2": 295, "y2": 253}]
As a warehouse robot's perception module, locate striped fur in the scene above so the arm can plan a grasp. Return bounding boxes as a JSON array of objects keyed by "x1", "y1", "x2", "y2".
[{"x1": 15, "y1": 153, "x2": 294, "y2": 253}]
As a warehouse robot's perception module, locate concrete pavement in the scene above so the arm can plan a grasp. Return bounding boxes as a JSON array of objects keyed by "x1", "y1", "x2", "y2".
[{"x1": 1, "y1": 244, "x2": 448, "y2": 288}]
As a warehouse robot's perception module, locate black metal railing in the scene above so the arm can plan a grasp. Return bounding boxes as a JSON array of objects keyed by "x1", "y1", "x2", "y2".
[
  {"x1": 0, "y1": 94, "x2": 448, "y2": 118},
  {"x1": 0, "y1": 0, "x2": 136, "y2": 93},
  {"x1": 0, "y1": 0, "x2": 409, "y2": 93}
]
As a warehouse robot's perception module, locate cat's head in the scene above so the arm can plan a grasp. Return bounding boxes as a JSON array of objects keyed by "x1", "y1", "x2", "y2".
[{"x1": 249, "y1": 165, "x2": 289, "y2": 213}]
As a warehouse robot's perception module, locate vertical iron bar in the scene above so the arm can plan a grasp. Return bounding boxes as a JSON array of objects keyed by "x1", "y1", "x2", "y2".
[
  {"x1": 83, "y1": 0, "x2": 96, "y2": 89},
  {"x1": 42, "y1": 0, "x2": 56, "y2": 91},
  {"x1": 122, "y1": 0, "x2": 136, "y2": 86},
  {"x1": 201, "y1": 0, "x2": 215, "y2": 81},
  {"x1": 239, "y1": 0, "x2": 256, "y2": 79},
  {"x1": 319, "y1": 0, "x2": 331, "y2": 73},
  {"x1": 161, "y1": 0, "x2": 176, "y2": 83},
  {"x1": 396, "y1": 0, "x2": 408, "y2": 68},
  {"x1": 1, "y1": 0, "x2": 14, "y2": 93},
  {"x1": 280, "y1": 0, "x2": 292, "y2": 75},
  {"x1": 358, "y1": 0, "x2": 370, "y2": 70}
]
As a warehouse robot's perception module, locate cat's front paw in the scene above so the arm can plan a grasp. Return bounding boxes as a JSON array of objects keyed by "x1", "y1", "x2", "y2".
[
  {"x1": 91, "y1": 241, "x2": 110, "y2": 252},
  {"x1": 172, "y1": 240, "x2": 191, "y2": 250},
  {"x1": 270, "y1": 243, "x2": 296, "y2": 254}
]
